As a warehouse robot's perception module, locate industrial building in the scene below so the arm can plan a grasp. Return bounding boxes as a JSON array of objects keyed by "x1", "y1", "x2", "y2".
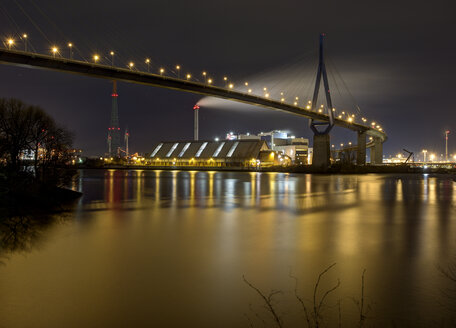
[
  {"x1": 227, "y1": 130, "x2": 311, "y2": 164},
  {"x1": 148, "y1": 140, "x2": 280, "y2": 168}
]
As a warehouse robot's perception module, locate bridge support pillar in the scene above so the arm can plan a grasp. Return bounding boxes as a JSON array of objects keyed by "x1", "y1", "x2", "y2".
[
  {"x1": 371, "y1": 137, "x2": 383, "y2": 164},
  {"x1": 356, "y1": 131, "x2": 367, "y2": 165},
  {"x1": 312, "y1": 133, "x2": 331, "y2": 169}
]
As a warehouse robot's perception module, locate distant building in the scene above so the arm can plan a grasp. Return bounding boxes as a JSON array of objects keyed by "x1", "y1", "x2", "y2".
[
  {"x1": 224, "y1": 130, "x2": 310, "y2": 164},
  {"x1": 148, "y1": 140, "x2": 271, "y2": 168},
  {"x1": 259, "y1": 131, "x2": 310, "y2": 164}
]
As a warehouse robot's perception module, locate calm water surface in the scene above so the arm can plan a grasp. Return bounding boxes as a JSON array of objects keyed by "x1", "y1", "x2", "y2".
[{"x1": 1, "y1": 170, "x2": 456, "y2": 327}]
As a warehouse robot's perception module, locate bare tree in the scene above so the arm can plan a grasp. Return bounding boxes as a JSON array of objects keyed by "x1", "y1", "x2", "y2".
[
  {"x1": 0, "y1": 98, "x2": 73, "y2": 184},
  {"x1": 0, "y1": 99, "x2": 35, "y2": 171}
]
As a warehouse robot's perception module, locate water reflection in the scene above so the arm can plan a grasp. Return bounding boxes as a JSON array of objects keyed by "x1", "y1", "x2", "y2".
[
  {"x1": 76, "y1": 170, "x2": 456, "y2": 218},
  {"x1": 2, "y1": 170, "x2": 456, "y2": 327},
  {"x1": 0, "y1": 212, "x2": 68, "y2": 267}
]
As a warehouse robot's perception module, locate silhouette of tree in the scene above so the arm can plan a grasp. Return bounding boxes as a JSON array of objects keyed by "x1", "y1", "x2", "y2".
[{"x1": 0, "y1": 98, "x2": 74, "y2": 184}]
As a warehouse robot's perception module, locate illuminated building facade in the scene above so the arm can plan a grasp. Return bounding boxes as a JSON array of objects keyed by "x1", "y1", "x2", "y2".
[{"x1": 148, "y1": 140, "x2": 271, "y2": 168}]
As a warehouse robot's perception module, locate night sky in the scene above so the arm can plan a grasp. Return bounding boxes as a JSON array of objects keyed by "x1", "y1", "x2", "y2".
[{"x1": 0, "y1": 0, "x2": 454, "y2": 158}]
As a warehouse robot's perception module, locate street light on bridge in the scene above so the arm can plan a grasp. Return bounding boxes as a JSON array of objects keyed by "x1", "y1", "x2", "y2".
[
  {"x1": 202, "y1": 71, "x2": 207, "y2": 83},
  {"x1": 186, "y1": 74, "x2": 191, "y2": 80},
  {"x1": 93, "y1": 54, "x2": 100, "y2": 63},
  {"x1": 68, "y1": 43, "x2": 73, "y2": 59},
  {"x1": 7, "y1": 38, "x2": 14, "y2": 50},
  {"x1": 176, "y1": 65, "x2": 180, "y2": 78},
  {"x1": 51, "y1": 46, "x2": 58, "y2": 58},
  {"x1": 159, "y1": 68, "x2": 165, "y2": 75},
  {"x1": 110, "y1": 51, "x2": 115, "y2": 66},
  {"x1": 422, "y1": 149, "x2": 428, "y2": 162},
  {"x1": 145, "y1": 58, "x2": 150, "y2": 72},
  {"x1": 22, "y1": 34, "x2": 28, "y2": 52},
  {"x1": 128, "y1": 62, "x2": 134, "y2": 70}
]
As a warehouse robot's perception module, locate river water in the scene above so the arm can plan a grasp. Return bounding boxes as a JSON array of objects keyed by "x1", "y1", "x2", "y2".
[{"x1": 1, "y1": 169, "x2": 456, "y2": 327}]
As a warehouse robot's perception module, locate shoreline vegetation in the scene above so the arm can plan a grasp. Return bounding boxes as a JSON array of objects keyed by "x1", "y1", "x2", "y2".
[
  {"x1": 1, "y1": 98, "x2": 80, "y2": 266},
  {"x1": 0, "y1": 98, "x2": 81, "y2": 220}
]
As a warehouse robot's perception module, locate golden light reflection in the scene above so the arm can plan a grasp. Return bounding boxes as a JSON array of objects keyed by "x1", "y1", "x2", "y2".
[
  {"x1": 172, "y1": 170, "x2": 178, "y2": 204},
  {"x1": 428, "y1": 177, "x2": 436, "y2": 204},
  {"x1": 123, "y1": 171, "x2": 129, "y2": 200},
  {"x1": 155, "y1": 170, "x2": 161, "y2": 204},
  {"x1": 208, "y1": 171, "x2": 215, "y2": 207},
  {"x1": 396, "y1": 179, "x2": 403, "y2": 202},
  {"x1": 107, "y1": 169, "x2": 114, "y2": 203},
  {"x1": 136, "y1": 170, "x2": 144, "y2": 202},
  {"x1": 189, "y1": 171, "x2": 196, "y2": 207},
  {"x1": 250, "y1": 172, "x2": 257, "y2": 206}
]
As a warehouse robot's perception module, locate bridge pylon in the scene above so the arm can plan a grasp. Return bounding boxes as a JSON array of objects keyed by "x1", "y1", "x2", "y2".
[
  {"x1": 357, "y1": 131, "x2": 367, "y2": 165},
  {"x1": 310, "y1": 34, "x2": 335, "y2": 169},
  {"x1": 371, "y1": 137, "x2": 383, "y2": 164}
]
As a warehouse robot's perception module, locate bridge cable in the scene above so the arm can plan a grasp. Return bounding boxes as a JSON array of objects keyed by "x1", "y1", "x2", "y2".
[
  {"x1": 27, "y1": 0, "x2": 89, "y2": 61},
  {"x1": 12, "y1": 0, "x2": 52, "y2": 46},
  {"x1": 327, "y1": 55, "x2": 362, "y2": 115},
  {"x1": 0, "y1": 3, "x2": 37, "y2": 53}
]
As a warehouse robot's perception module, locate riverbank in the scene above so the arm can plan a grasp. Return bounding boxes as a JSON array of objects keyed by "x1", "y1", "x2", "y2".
[{"x1": 0, "y1": 172, "x2": 82, "y2": 220}]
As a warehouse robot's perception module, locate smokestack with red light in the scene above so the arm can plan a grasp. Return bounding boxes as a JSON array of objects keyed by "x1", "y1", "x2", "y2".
[{"x1": 193, "y1": 104, "x2": 200, "y2": 141}]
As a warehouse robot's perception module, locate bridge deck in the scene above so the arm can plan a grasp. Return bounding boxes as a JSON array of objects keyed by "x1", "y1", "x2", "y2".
[{"x1": 0, "y1": 49, "x2": 386, "y2": 143}]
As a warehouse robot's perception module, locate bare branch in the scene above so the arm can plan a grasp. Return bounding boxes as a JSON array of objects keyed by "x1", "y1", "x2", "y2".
[
  {"x1": 358, "y1": 269, "x2": 367, "y2": 327},
  {"x1": 243, "y1": 275, "x2": 283, "y2": 328},
  {"x1": 289, "y1": 270, "x2": 311, "y2": 328},
  {"x1": 313, "y1": 262, "x2": 338, "y2": 327},
  {"x1": 244, "y1": 313, "x2": 254, "y2": 328}
]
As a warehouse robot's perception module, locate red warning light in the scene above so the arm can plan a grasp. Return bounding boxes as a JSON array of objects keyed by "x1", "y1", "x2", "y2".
[
  {"x1": 193, "y1": 105, "x2": 200, "y2": 110},
  {"x1": 111, "y1": 93, "x2": 118, "y2": 97}
]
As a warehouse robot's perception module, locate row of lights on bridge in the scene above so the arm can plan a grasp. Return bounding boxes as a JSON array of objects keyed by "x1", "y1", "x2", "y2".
[{"x1": 4, "y1": 35, "x2": 384, "y2": 133}]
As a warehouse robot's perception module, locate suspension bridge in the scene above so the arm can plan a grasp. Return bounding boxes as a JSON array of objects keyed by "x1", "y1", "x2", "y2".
[{"x1": 0, "y1": 33, "x2": 387, "y2": 168}]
